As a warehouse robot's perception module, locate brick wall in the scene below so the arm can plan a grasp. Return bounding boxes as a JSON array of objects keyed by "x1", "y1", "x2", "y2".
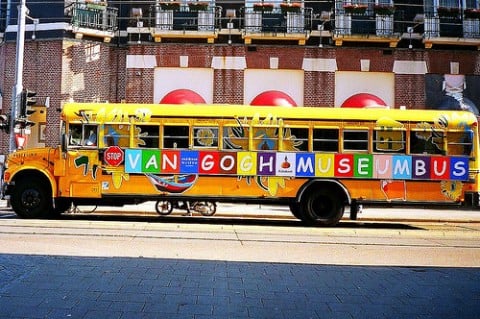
[{"x1": 1, "y1": 38, "x2": 480, "y2": 153}]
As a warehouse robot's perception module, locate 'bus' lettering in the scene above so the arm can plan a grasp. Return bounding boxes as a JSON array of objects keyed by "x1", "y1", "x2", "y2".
[
  {"x1": 431, "y1": 157, "x2": 449, "y2": 179},
  {"x1": 415, "y1": 159, "x2": 426, "y2": 176},
  {"x1": 452, "y1": 158, "x2": 468, "y2": 180}
]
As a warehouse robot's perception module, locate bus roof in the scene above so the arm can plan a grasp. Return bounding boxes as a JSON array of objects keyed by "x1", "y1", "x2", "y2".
[{"x1": 62, "y1": 103, "x2": 478, "y2": 126}]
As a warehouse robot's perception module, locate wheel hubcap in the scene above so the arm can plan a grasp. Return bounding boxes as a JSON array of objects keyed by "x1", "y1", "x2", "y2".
[{"x1": 22, "y1": 189, "x2": 41, "y2": 209}]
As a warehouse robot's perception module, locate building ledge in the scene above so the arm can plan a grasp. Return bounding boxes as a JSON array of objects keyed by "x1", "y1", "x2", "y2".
[
  {"x1": 128, "y1": 26, "x2": 217, "y2": 43},
  {"x1": 332, "y1": 33, "x2": 400, "y2": 47},
  {"x1": 242, "y1": 32, "x2": 310, "y2": 45},
  {"x1": 423, "y1": 36, "x2": 480, "y2": 49},
  {"x1": 72, "y1": 26, "x2": 115, "y2": 42}
]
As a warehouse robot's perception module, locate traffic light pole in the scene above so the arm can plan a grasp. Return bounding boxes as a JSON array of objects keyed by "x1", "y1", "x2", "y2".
[{"x1": 8, "y1": 1, "x2": 27, "y2": 153}]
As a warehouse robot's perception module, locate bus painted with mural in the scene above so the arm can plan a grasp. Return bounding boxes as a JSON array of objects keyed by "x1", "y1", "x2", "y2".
[{"x1": 1, "y1": 103, "x2": 479, "y2": 226}]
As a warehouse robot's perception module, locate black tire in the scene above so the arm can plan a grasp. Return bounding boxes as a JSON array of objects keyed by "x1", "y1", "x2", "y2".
[
  {"x1": 301, "y1": 188, "x2": 345, "y2": 226},
  {"x1": 155, "y1": 200, "x2": 173, "y2": 215},
  {"x1": 11, "y1": 178, "x2": 53, "y2": 219},
  {"x1": 289, "y1": 202, "x2": 305, "y2": 220},
  {"x1": 53, "y1": 198, "x2": 72, "y2": 216}
]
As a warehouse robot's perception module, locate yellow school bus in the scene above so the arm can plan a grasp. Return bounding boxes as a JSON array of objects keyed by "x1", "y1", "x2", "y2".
[{"x1": 1, "y1": 102, "x2": 479, "y2": 225}]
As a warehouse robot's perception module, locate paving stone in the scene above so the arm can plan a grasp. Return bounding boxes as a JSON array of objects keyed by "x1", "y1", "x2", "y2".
[{"x1": 0, "y1": 253, "x2": 479, "y2": 318}]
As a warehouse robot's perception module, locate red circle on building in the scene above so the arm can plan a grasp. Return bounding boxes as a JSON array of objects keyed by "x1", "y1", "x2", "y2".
[
  {"x1": 104, "y1": 146, "x2": 124, "y2": 167},
  {"x1": 250, "y1": 90, "x2": 297, "y2": 107},
  {"x1": 341, "y1": 93, "x2": 387, "y2": 108},
  {"x1": 160, "y1": 89, "x2": 206, "y2": 104}
]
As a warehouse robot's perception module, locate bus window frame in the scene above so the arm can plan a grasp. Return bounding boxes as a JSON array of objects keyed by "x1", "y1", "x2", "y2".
[
  {"x1": 373, "y1": 127, "x2": 406, "y2": 154},
  {"x1": 282, "y1": 125, "x2": 310, "y2": 152},
  {"x1": 104, "y1": 123, "x2": 131, "y2": 148},
  {"x1": 446, "y1": 128, "x2": 474, "y2": 156},
  {"x1": 222, "y1": 123, "x2": 249, "y2": 151},
  {"x1": 409, "y1": 128, "x2": 445, "y2": 155},
  {"x1": 342, "y1": 128, "x2": 370, "y2": 153},
  {"x1": 192, "y1": 125, "x2": 219, "y2": 149},
  {"x1": 163, "y1": 124, "x2": 190, "y2": 149},
  {"x1": 67, "y1": 123, "x2": 98, "y2": 148},
  {"x1": 68, "y1": 123, "x2": 83, "y2": 147},
  {"x1": 251, "y1": 123, "x2": 280, "y2": 151},
  {"x1": 312, "y1": 126, "x2": 340, "y2": 153},
  {"x1": 135, "y1": 124, "x2": 160, "y2": 149}
]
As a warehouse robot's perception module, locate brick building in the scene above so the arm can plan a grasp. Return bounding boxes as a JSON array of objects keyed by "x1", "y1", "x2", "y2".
[{"x1": 0, "y1": 0, "x2": 479, "y2": 152}]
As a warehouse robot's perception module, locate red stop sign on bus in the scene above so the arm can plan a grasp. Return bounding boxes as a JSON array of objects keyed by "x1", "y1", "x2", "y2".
[{"x1": 104, "y1": 146, "x2": 124, "y2": 166}]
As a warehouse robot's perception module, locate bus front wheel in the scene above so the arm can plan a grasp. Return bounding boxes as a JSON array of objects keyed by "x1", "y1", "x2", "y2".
[
  {"x1": 11, "y1": 179, "x2": 52, "y2": 219},
  {"x1": 302, "y1": 188, "x2": 344, "y2": 226}
]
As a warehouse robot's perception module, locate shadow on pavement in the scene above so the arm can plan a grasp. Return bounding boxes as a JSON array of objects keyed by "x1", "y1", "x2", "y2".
[
  {"x1": 0, "y1": 253, "x2": 478, "y2": 319},
  {"x1": 58, "y1": 213, "x2": 424, "y2": 230}
]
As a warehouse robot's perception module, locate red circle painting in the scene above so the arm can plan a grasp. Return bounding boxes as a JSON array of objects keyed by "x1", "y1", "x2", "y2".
[
  {"x1": 160, "y1": 89, "x2": 206, "y2": 104},
  {"x1": 341, "y1": 93, "x2": 387, "y2": 108},
  {"x1": 250, "y1": 90, "x2": 297, "y2": 107}
]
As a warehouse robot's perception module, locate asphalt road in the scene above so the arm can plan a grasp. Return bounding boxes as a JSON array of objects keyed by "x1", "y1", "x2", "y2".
[
  {"x1": 0, "y1": 205, "x2": 479, "y2": 267},
  {"x1": 0, "y1": 202, "x2": 479, "y2": 318}
]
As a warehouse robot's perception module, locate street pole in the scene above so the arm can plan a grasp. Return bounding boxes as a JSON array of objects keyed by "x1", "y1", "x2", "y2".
[{"x1": 8, "y1": 1, "x2": 27, "y2": 153}]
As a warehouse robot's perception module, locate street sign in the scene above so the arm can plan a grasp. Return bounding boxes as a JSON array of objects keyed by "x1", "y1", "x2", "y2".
[{"x1": 104, "y1": 146, "x2": 124, "y2": 166}]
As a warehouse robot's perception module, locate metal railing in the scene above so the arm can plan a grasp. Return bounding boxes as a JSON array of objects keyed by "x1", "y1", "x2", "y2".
[
  {"x1": 120, "y1": 1, "x2": 480, "y2": 43},
  {"x1": 71, "y1": 2, "x2": 118, "y2": 32},
  {"x1": 240, "y1": 7, "x2": 313, "y2": 34}
]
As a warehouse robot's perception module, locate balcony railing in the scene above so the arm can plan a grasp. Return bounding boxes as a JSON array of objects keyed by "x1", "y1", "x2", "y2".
[
  {"x1": 124, "y1": 1, "x2": 480, "y2": 48},
  {"x1": 70, "y1": 2, "x2": 118, "y2": 42}
]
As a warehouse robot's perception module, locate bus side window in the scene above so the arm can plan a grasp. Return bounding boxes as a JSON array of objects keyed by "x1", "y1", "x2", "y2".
[
  {"x1": 164, "y1": 125, "x2": 189, "y2": 149},
  {"x1": 410, "y1": 130, "x2": 444, "y2": 154},
  {"x1": 285, "y1": 127, "x2": 309, "y2": 151},
  {"x1": 84, "y1": 125, "x2": 98, "y2": 147},
  {"x1": 252, "y1": 126, "x2": 278, "y2": 150},
  {"x1": 447, "y1": 130, "x2": 473, "y2": 156},
  {"x1": 374, "y1": 130, "x2": 405, "y2": 153},
  {"x1": 222, "y1": 125, "x2": 248, "y2": 150},
  {"x1": 193, "y1": 127, "x2": 218, "y2": 148},
  {"x1": 69, "y1": 124, "x2": 82, "y2": 146},
  {"x1": 313, "y1": 128, "x2": 339, "y2": 152},
  {"x1": 136, "y1": 125, "x2": 159, "y2": 148},
  {"x1": 104, "y1": 124, "x2": 130, "y2": 147},
  {"x1": 343, "y1": 130, "x2": 369, "y2": 152}
]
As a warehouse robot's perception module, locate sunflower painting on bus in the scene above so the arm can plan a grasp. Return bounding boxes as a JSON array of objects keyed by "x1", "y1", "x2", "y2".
[{"x1": 224, "y1": 114, "x2": 303, "y2": 196}]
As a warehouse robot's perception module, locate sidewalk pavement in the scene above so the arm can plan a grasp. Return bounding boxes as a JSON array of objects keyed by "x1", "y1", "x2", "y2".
[
  {"x1": 1, "y1": 200, "x2": 479, "y2": 318},
  {"x1": 2, "y1": 199, "x2": 480, "y2": 222},
  {"x1": 0, "y1": 253, "x2": 478, "y2": 319}
]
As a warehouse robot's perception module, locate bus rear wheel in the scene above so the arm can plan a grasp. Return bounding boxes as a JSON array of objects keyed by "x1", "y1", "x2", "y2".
[
  {"x1": 11, "y1": 179, "x2": 52, "y2": 219},
  {"x1": 289, "y1": 202, "x2": 305, "y2": 220},
  {"x1": 302, "y1": 189, "x2": 344, "y2": 226}
]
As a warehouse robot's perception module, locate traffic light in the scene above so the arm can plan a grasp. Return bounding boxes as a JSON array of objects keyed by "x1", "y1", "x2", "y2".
[
  {"x1": 20, "y1": 89, "x2": 37, "y2": 118},
  {"x1": 0, "y1": 114, "x2": 9, "y2": 132}
]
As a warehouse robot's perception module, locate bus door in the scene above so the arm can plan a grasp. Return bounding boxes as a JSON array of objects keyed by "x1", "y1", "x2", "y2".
[{"x1": 65, "y1": 123, "x2": 101, "y2": 198}]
